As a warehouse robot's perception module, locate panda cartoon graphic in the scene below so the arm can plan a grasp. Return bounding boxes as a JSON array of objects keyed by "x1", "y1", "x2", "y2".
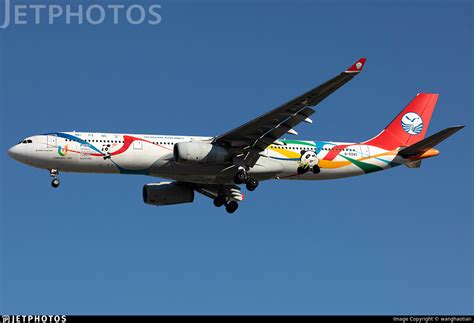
[
  {"x1": 101, "y1": 143, "x2": 113, "y2": 160},
  {"x1": 297, "y1": 149, "x2": 321, "y2": 175}
]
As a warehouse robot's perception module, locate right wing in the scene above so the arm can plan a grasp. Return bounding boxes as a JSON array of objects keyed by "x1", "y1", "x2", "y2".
[{"x1": 213, "y1": 58, "x2": 367, "y2": 166}]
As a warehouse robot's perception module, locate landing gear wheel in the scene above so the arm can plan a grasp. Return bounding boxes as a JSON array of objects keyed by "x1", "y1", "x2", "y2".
[
  {"x1": 49, "y1": 169, "x2": 60, "y2": 188},
  {"x1": 213, "y1": 195, "x2": 226, "y2": 207},
  {"x1": 246, "y1": 178, "x2": 259, "y2": 191},
  {"x1": 225, "y1": 201, "x2": 239, "y2": 214},
  {"x1": 51, "y1": 178, "x2": 60, "y2": 188},
  {"x1": 233, "y1": 170, "x2": 248, "y2": 185}
]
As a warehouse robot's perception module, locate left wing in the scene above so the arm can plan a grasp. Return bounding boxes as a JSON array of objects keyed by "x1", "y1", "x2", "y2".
[{"x1": 213, "y1": 58, "x2": 366, "y2": 166}]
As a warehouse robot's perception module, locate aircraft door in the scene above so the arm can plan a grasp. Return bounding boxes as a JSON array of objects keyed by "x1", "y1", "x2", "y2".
[
  {"x1": 359, "y1": 145, "x2": 370, "y2": 158},
  {"x1": 47, "y1": 134, "x2": 57, "y2": 147},
  {"x1": 133, "y1": 140, "x2": 143, "y2": 150}
]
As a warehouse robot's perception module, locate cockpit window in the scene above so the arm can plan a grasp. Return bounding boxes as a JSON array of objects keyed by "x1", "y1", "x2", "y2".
[
  {"x1": 27, "y1": 140, "x2": 32, "y2": 143},
  {"x1": 19, "y1": 139, "x2": 33, "y2": 144}
]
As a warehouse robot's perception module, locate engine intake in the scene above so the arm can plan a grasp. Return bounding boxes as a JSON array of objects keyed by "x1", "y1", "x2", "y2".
[
  {"x1": 173, "y1": 141, "x2": 229, "y2": 165},
  {"x1": 143, "y1": 182, "x2": 194, "y2": 206}
]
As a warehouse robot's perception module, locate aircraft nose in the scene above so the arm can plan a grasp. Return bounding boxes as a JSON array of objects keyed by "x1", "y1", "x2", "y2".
[{"x1": 7, "y1": 144, "x2": 22, "y2": 161}]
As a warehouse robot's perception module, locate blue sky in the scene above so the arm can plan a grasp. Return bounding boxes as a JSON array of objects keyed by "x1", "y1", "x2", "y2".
[{"x1": 1, "y1": 0, "x2": 472, "y2": 315}]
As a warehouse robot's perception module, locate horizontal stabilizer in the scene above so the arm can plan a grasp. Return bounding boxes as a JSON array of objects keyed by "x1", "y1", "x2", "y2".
[{"x1": 399, "y1": 125, "x2": 464, "y2": 158}]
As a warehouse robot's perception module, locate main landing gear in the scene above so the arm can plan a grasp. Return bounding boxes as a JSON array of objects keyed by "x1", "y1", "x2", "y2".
[
  {"x1": 225, "y1": 201, "x2": 239, "y2": 214},
  {"x1": 233, "y1": 168, "x2": 259, "y2": 191},
  {"x1": 245, "y1": 178, "x2": 259, "y2": 191},
  {"x1": 210, "y1": 166, "x2": 257, "y2": 214},
  {"x1": 50, "y1": 169, "x2": 60, "y2": 188},
  {"x1": 213, "y1": 195, "x2": 239, "y2": 214},
  {"x1": 213, "y1": 195, "x2": 226, "y2": 207}
]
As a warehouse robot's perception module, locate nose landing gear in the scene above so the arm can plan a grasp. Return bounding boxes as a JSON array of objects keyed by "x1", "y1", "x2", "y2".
[
  {"x1": 51, "y1": 178, "x2": 60, "y2": 188},
  {"x1": 50, "y1": 169, "x2": 60, "y2": 188}
]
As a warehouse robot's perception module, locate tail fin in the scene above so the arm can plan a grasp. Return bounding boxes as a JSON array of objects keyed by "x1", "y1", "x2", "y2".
[{"x1": 365, "y1": 93, "x2": 438, "y2": 150}]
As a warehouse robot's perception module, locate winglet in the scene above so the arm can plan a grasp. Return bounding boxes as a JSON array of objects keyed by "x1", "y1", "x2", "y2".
[{"x1": 345, "y1": 58, "x2": 366, "y2": 73}]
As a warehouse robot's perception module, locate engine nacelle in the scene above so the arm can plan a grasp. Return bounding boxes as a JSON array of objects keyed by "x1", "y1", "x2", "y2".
[
  {"x1": 173, "y1": 141, "x2": 229, "y2": 165},
  {"x1": 142, "y1": 182, "x2": 194, "y2": 206}
]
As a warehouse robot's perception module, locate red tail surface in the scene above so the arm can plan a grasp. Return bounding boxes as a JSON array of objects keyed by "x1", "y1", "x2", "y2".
[{"x1": 365, "y1": 93, "x2": 438, "y2": 150}]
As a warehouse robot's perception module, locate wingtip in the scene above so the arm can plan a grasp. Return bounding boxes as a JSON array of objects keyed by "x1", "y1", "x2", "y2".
[
  {"x1": 345, "y1": 57, "x2": 367, "y2": 73},
  {"x1": 452, "y1": 125, "x2": 465, "y2": 130}
]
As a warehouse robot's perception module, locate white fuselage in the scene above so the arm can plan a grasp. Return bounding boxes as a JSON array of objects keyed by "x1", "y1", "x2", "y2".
[{"x1": 8, "y1": 131, "x2": 405, "y2": 184}]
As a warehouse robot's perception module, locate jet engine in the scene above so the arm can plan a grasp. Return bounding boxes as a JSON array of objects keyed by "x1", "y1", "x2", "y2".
[
  {"x1": 173, "y1": 142, "x2": 229, "y2": 165},
  {"x1": 143, "y1": 182, "x2": 194, "y2": 206}
]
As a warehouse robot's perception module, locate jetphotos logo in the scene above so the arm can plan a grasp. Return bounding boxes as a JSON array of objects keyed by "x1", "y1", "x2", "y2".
[
  {"x1": 0, "y1": 0, "x2": 162, "y2": 29},
  {"x1": 1, "y1": 315, "x2": 66, "y2": 323}
]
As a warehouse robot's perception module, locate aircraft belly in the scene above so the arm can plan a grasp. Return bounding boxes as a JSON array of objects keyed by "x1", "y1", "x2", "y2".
[
  {"x1": 149, "y1": 157, "x2": 284, "y2": 184},
  {"x1": 150, "y1": 160, "x2": 232, "y2": 183},
  {"x1": 248, "y1": 157, "x2": 284, "y2": 177}
]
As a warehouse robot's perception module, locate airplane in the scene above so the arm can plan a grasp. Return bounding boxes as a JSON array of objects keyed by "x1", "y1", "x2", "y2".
[{"x1": 7, "y1": 58, "x2": 464, "y2": 214}]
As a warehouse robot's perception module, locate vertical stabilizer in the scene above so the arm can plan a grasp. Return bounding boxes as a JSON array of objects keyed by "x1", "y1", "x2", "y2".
[{"x1": 365, "y1": 93, "x2": 438, "y2": 150}]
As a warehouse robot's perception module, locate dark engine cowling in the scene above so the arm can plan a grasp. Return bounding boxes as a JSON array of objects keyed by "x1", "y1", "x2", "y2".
[
  {"x1": 143, "y1": 182, "x2": 194, "y2": 206},
  {"x1": 173, "y1": 142, "x2": 229, "y2": 165}
]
